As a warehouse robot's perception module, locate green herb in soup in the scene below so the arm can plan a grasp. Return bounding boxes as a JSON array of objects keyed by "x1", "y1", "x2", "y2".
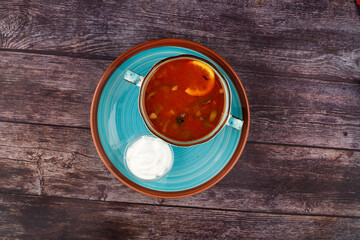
[{"x1": 144, "y1": 59, "x2": 225, "y2": 141}]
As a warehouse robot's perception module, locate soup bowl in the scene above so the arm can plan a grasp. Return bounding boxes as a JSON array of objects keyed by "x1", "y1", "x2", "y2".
[{"x1": 124, "y1": 54, "x2": 243, "y2": 146}]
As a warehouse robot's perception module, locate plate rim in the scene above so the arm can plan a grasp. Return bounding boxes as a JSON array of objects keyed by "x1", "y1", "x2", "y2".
[{"x1": 90, "y1": 39, "x2": 250, "y2": 198}]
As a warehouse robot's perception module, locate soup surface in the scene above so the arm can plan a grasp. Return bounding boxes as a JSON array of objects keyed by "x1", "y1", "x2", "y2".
[{"x1": 143, "y1": 58, "x2": 226, "y2": 142}]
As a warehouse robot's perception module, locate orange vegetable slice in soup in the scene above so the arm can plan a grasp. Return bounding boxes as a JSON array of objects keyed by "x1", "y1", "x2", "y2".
[{"x1": 185, "y1": 61, "x2": 215, "y2": 96}]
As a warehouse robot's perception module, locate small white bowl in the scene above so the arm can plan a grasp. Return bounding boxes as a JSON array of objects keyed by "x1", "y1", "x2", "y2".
[{"x1": 124, "y1": 134, "x2": 174, "y2": 182}]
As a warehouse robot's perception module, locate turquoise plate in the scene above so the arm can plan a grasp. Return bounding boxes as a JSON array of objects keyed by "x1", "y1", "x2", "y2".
[{"x1": 91, "y1": 39, "x2": 250, "y2": 197}]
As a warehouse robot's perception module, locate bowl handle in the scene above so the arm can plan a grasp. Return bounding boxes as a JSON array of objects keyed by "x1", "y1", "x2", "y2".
[
  {"x1": 124, "y1": 70, "x2": 144, "y2": 87},
  {"x1": 226, "y1": 115, "x2": 243, "y2": 130}
]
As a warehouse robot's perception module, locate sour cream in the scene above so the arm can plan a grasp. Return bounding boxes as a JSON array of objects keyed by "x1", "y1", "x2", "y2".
[{"x1": 125, "y1": 135, "x2": 173, "y2": 181}]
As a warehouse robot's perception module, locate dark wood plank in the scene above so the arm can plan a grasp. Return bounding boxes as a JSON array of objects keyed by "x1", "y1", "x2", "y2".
[
  {"x1": 0, "y1": 0, "x2": 359, "y2": 82},
  {"x1": 246, "y1": 73, "x2": 360, "y2": 150},
  {"x1": 0, "y1": 193, "x2": 359, "y2": 240},
  {"x1": 0, "y1": 52, "x2": 104, "y2": 128},
  {"x1": 1, "y1": 52, "x2": 359, "y2": 149},
  {"x1": 1, "y1": 121, "x2": 359, "y2": 217},
  {"x1": 0, "y1": 121, "x2": 157, "y2": 205}
]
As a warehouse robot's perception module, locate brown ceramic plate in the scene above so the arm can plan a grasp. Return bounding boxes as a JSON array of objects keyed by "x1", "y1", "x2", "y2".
[{"x1": 90, "y1": 39, "x2": 250, "y2": 198}]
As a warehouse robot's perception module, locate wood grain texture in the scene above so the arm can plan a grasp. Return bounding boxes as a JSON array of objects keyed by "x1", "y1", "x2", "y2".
[
  {"x1": 0, "y1": 193, "x2": 359, "y2": 240},
  {"x1": 1, "y1": 121, "x2": 359, "y2": 217},
  {"x1": 1, "y1": 51, "x2": 359, "y2": 149},
  {"x1": 0, "y1": 0, "x2": 360, "y2": 237},
  {"x1": 0, "y1": 0, "x2": 359, "y2": 82},
  {"x1": 0, "y1": 52, "x2": 104, "y2": 128}
]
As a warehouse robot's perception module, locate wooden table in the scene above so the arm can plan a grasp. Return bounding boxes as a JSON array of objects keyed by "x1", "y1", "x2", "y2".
[{"x1": 1, "y1": 1, "x2": 360, "y2": 239}]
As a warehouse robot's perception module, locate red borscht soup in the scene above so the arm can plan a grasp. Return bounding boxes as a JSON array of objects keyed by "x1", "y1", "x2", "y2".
[{"x1": 143, "y1": 58, "x2": 226, "y2": 142}]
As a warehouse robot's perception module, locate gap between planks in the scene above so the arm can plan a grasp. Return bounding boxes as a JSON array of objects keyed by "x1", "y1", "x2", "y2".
[
  {"x1": 1, "y1": 119, "x2": 359, "y2": 153},
  {"x1": 0, "y1": 191, "x2": 359, "y2": 220},
  {"x1": 0, "y1": 48, "x2": 358, "y2": 85}
]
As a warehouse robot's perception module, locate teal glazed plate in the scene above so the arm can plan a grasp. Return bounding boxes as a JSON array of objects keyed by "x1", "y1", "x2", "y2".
[{"x1": 90, "y1": 39, "x2": 250, "y2": 198}]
